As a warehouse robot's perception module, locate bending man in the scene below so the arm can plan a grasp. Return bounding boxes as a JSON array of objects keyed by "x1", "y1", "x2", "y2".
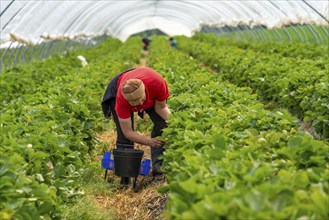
[{"x1": 102, "y1": 67, "x2": 171, "y2": 185}]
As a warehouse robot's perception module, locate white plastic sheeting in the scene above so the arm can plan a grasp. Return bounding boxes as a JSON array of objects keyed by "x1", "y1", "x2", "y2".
[{"x1": 1, "y1": 0, "x2": 328, "y2": 45}]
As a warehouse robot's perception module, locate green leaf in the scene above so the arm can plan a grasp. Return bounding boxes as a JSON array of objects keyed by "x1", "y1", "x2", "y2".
[
  {"x1": 157, "y1": 185, "x2": 169, "y2": 194},
  {"x1": 293, "y1": 171, "x2": 310, "y2": 189},
  {"x1": 310, "y1": 186, "x2": 328, "y2": 218}
]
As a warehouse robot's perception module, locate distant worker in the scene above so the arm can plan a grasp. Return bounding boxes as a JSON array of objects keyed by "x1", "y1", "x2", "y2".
[
  {"x1": 142, "y1": 37, "x2": 151, "y2": 51},
  {"x1": 169, "y1": 37, "x2": 177, "y2": 48},
  {"x1": 101, "y1": 67, "x2": 171, "y2": 186}
]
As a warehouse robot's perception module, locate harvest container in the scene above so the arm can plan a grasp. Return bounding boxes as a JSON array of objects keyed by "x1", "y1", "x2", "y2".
[{"x1": 112, "y1": 148, "x2": 144, "y2": 177}]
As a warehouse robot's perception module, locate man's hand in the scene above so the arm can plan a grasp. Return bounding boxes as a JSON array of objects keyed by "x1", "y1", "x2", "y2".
[{"x1": 148, "y1": 138, "x2": 165, "y2": 148}]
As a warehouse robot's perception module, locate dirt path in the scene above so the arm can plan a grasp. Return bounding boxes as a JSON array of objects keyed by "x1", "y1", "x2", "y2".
[
  {"x1": 96, "y1": 131, "x2": 167, "y2": 220},
  {"x1": 92, "y1": 50, "x2": 167, "y2": 220},
  {"x1": 134, "y1": 50, "x2": 148, "y2": 68}
]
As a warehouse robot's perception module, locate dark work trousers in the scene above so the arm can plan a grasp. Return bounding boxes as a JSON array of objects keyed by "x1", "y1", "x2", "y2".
[{"x1": 109, "y1": 99, "x2": 167, "y2": 173}]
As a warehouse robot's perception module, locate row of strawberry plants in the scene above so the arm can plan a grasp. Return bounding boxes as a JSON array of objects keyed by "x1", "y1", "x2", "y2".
[
  {"x1": 176, "y1": 35, "x2": 329, "y2": 139},
  {"x1": 192, "y1": 33, "x2": 329, "y2": 60},
  {"x1": 0, "y1": 37, "x2": 141, "y2": 219},
  {"x1": 0, "y1": 38, "x2": 123, "y2": 107},
  {"x1": 147, "y1": 37, "x2": 328, "y2": 219}
]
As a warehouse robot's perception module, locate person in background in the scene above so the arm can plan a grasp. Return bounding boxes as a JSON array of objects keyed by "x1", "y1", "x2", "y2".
[
  {"x1": 101, "y1": 67, "x2": 171, "y2": 186},
  {"x1": 142, "y1": 37, "x2": 151, "y2": 51},
  {"x1": 169, "y1": 37, "x2": 177, "y2": 48}
]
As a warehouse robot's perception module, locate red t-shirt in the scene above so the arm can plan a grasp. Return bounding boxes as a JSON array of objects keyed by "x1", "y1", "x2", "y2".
[{"x1": 115, "y1": 67, "x2": 169, "y2": 119}]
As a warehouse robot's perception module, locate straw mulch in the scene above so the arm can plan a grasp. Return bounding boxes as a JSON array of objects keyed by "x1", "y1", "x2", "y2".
[{"x1": 95, "y1": 130, "x2": 168, "y2": 220}]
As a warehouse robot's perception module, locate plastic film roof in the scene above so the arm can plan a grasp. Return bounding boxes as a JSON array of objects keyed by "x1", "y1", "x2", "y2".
[{"x1": 1, "y1": 0, "x2": 328, "y2": 45}]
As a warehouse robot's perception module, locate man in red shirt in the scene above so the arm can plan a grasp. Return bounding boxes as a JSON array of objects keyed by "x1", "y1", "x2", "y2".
[{"x1": 102, "y1": 67, "x2": 171, "y2": 185}]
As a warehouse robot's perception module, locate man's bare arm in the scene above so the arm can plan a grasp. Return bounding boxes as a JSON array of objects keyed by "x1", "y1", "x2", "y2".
[
  {"x1": 154, "y1": 100, "x2": 171, "y2": 121},
  {"x1": 119, "y1": 117, "x2": 163, "y2": 147}
]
